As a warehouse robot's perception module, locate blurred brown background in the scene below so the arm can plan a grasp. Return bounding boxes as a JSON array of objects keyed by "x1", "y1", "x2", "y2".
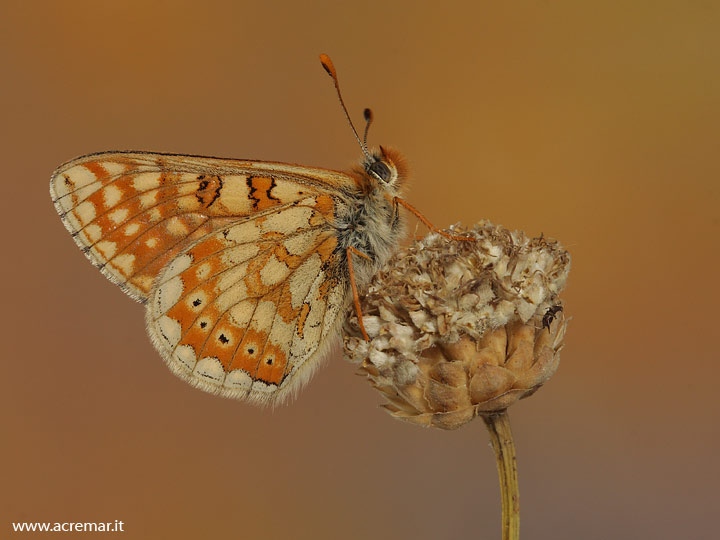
[{"x1": 2, "y1": 1, "x2": 718, "y2": 538}]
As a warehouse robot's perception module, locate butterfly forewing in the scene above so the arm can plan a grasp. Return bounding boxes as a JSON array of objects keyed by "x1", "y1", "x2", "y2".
[{"x1": 50, "y1": 151, "x2": 355, "y2": 301}]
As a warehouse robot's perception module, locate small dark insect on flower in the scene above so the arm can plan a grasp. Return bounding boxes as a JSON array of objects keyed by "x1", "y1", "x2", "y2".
[{"x1": 542, "y1": 305, "x2": 563, "y2": 331}]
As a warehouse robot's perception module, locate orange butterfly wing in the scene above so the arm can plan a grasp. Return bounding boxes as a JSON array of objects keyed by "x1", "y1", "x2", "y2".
[{"x1": 51, "y1": 151, "x2": 357, "y2": 403}]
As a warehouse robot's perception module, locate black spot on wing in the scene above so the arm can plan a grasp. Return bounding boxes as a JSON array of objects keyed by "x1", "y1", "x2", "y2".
[{"x1": 195, "y1": 175, "x2": 223, "y2": 208}]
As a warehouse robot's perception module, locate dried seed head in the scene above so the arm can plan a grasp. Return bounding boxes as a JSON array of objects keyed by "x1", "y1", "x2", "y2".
[{"x1": 343, "y1": 221, "x2": 570, "y2": 430}]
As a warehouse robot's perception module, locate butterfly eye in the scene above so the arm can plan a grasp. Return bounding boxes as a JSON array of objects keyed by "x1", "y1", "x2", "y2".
[{"x1": 368, "y1": 161, "x2": 392, "y2": 182}]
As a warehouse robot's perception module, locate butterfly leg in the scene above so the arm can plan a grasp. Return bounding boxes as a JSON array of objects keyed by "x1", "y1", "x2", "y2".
[
  {"x1": 346, "y1": 246, "x2": 371, "y2": 341},
  {"x1": 394, "y1": 197, "x2": 474, "y2": 241}
]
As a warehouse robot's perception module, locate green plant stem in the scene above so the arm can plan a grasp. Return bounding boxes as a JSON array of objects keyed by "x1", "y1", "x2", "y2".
[{"x1": 483, "y1": 411, "x2": 520, "y2": 540}]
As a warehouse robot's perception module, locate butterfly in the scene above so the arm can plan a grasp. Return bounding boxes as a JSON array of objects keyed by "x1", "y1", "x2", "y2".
[{"x1": 50, "y1": 54, "x2": 462, "y2": 406}]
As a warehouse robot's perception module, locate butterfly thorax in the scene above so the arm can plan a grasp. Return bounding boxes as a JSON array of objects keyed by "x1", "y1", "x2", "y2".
[
  {"x1": 334, "y1": 147, "x2": 407, "y2": 288},
  {"x1": 334, "y1": 186, "x2": 403, "y2": 286}
]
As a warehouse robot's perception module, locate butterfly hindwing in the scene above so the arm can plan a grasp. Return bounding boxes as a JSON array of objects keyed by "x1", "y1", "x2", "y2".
[{"x1": 145, "y1": 202, "x2": 349, "y2": 404}]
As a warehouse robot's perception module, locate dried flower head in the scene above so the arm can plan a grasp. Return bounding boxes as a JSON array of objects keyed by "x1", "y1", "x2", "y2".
[{"x1": 343, "y1": 221, "x2": 570, "y2": 430}]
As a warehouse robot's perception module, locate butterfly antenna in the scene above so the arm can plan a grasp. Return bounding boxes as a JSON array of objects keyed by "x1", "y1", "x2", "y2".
[
  {"x1": 319, "y1": 54, "x2": 372, "y2": 161},
  {"x1": 362, "y1": 108, "x2": 373, "y2": 148}
]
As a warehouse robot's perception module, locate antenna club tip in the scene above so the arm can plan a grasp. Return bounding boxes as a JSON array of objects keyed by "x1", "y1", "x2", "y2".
[
  {"x1": 319, "y1": 54, "x2": 337, "y2": 78},
  {"x1": 363, "y1": 108, "x2": 374, "y2": 122}
]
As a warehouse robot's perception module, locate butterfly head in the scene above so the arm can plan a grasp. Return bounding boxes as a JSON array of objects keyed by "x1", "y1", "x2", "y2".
[{"x1": 363, "y1": 146, "x2": 407, "y2": 190}]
